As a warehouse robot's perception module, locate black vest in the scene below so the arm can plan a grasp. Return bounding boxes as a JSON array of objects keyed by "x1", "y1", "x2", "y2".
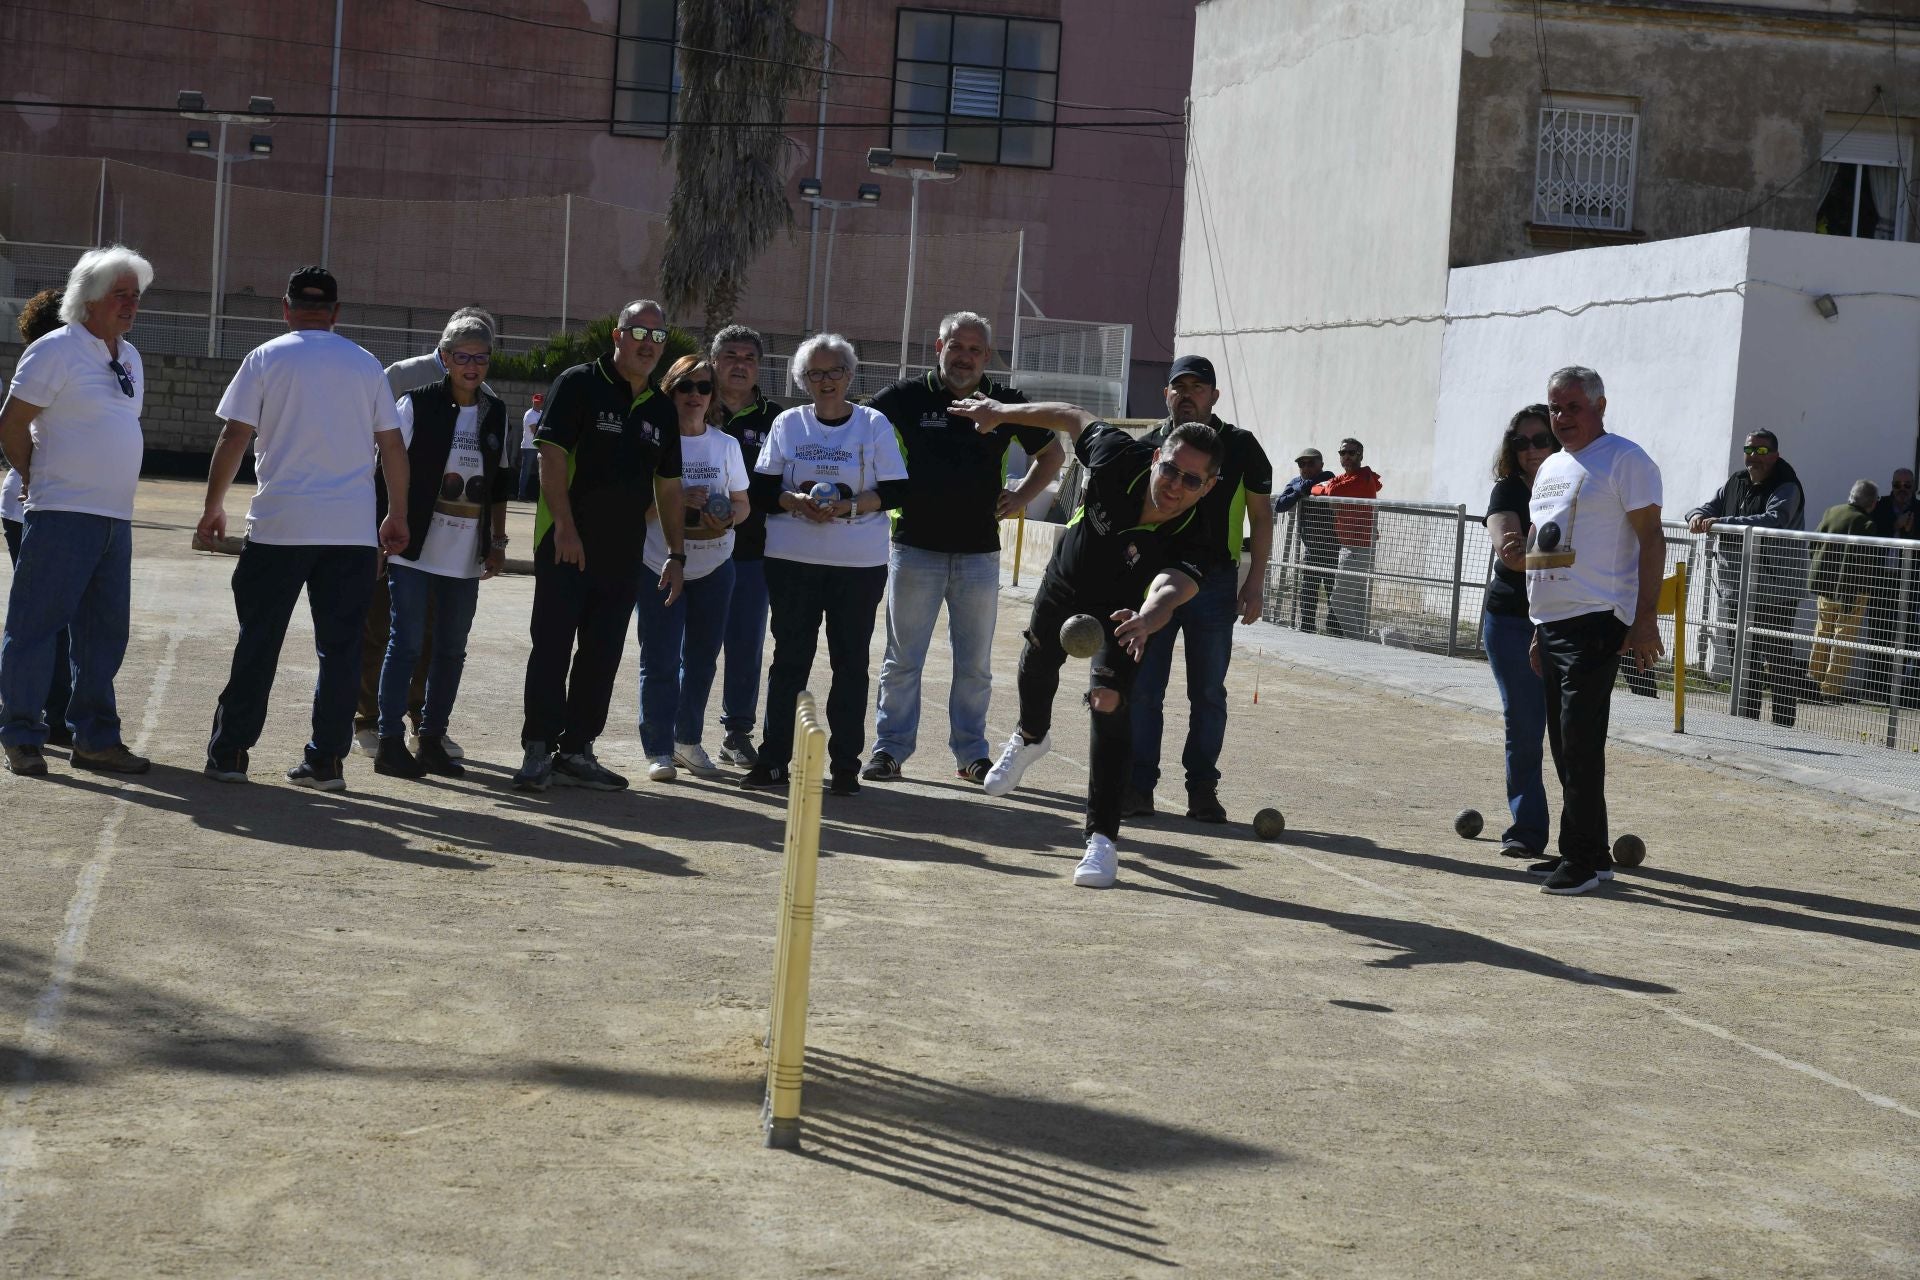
[{"x1": 384, "y1": 379, "x2": 508, "y2": 567}]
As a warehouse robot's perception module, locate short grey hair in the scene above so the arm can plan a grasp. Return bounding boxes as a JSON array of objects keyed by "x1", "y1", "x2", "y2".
[
  {"x1": 938, "y1": 311, "x2": 993, "y2": 346},
  {"x1": 449, "y1": 305, "x2": 497, "y2": 335},
  {"x1": 790, "y1": 333, "x2": 858, "y2": 394},
  {"x1": 60, "y1": 245, "x2": 154, "y2": 325},
  {"x1": 710, "y1": 324, "x2": 764, "y2": 360},
  {"x1": 1852, "y1": 479, "x2": 1880, "y2": 508},
  {"x1": 439, "y1": 316, "x2": 494, "y2": 350},
  {"x1": 618, "y1": 298, "x2": 666, "y2": 328},
  {"x1": 1548, "y1": 365, "x2": 1605, "y2": 400}
]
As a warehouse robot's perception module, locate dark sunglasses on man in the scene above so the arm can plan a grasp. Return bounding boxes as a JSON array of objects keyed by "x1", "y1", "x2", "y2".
[
  {"x1": 1156, "y1": 458, "x2": 1208, "y2": 492},
  {"x1": 617, "y1": 325, "x2": 669, "y2": 344},
  {"x1": 107, "y1": 358, "x2": 134, "y2": 398}
]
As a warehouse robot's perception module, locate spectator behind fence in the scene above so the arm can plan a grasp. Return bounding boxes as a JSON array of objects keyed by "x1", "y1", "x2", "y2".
[
  {"x1": 519, "y1": 392, "x2": 544, "y2": 500},
  {"x1": 201, "y1": 266, "x2": 411, "y2": 790},
  {"x1": 1483, "y1": 403, "x2": 1559, "y2": 859},
  {"x1": 1864, "y1": 468, "x2": 1920, "y2": 703},
  {"x1": 1310, "y1": 437, "x2": 1382, "y2": 639},
  {"x1": 0, "y1": 247, "x2": 155, "y2": 778},
  {"x1": 1274, "y1": 446, "x2": 1337, "y2": 634},
  {"x1": 710, "y1": 324, "x2": 780, "y2": 769},
  {"x1": 1686, "y1": 430, "x2": 1808, "y2": 727},
  {"x1": 1806, "y1": 479, "x2": 1880, "y2": 704},
  {"x1": 2, "y1": 288, "x2": 73, "y2": 748}
]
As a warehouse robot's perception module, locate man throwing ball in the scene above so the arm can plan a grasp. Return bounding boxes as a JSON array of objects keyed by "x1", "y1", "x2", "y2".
[{"x1": 950, "y1": 397, "x2": 1219, "y2": 888}]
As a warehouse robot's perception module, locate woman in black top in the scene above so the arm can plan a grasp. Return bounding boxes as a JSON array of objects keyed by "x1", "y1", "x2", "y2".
[{"x1": 1483, "y1": 405, "x2": 1558, "y2": 858}]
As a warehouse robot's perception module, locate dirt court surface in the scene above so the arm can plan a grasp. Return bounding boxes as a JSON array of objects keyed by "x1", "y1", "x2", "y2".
[{"x1": 1, "y1": 480, "x2": 1916, "y2": 1278}]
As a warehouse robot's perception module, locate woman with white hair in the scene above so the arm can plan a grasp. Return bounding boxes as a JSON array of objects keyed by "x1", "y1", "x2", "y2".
[
  {"x1": 740, "y1": 334, "x2": 908, "y2": 794},
  {"x1": 0, "y1": 245, "x2": 155, "y2": 778}
]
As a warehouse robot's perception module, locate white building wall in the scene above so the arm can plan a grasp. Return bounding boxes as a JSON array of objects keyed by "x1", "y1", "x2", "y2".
[{"x1": 1177, "y1": 0, "x2": 1465, "y2": 496}]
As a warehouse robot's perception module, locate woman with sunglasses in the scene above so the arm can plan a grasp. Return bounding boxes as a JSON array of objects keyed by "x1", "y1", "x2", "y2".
[
  {"x1": 741, "y1": 334, "x2": 908, "y2": 795},
  {"x1": 372, "y1": 315, "x2": 512, "y2": 779},
  {"x1": 1484, "y1": 405, "x2": 1559, "y2": 859},
  {"x1": 634, "y1": 355, "x2": 749, "y2": 782}
]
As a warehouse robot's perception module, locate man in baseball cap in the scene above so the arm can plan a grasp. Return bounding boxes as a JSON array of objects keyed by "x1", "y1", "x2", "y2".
[
  {"x1": 1273, "y1": 445, "x2": 1338, "y2": 634},
  {"x1": 285, "y1": 265, "x2": 339, "y2": 308}
]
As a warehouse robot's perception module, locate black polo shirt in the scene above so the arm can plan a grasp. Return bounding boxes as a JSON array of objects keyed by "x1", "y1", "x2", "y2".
[
  {"x1": 1042, "y1": 423, "x2": 1208, "y2": 607},
  {"x1": 1141, "y1": 415, "x2": 1273, "y2": 570},
  {"x1": 721, "y1": 391, "x2": 780, "y2": 561},
  {"x1": 534, "y1": 354, "x2": 681, "y2": 576},
  {"x1": 868, "y1": 372, "x2": 1049, "y2": 554}
]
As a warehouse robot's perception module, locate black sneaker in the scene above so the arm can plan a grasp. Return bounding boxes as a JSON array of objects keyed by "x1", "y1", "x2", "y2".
[
  {"x1": 204, "y1": 749, "x2": 249, "y2": 784},
  {"x1": 414, "y1": 733, "x2": 465, "y2": 778},
  {"x1": 4, "y1": 743, "x2": 47, "y2": 777},
  {"x1": 1121, "y1": 786, "x2": 1156, "y2": 818},
  {"x1": 1527, "y1": 859, "x2": 1614, "y2": 881},
  {"x1": 1499, "y1": 837, "x2": 1539, "y2": 858},
  {"x1": 718, "y1": 733, "x2": 759, "y2": 768},
  {"x1": 956, "y1": 757, "x2": 991, "y2": 785},
  {"x1": 860, "y1": 751, "x2": 902, "y2": 782},
  {"x1": 1185, "y1": 788, "x2": 1227, "y2": 824},
  {"x1": 374, "y1": 735, "x2": 426, "y2": 779},
  {"x1": 740, "y1": 762, "x2": 790, "y2": 789},
  {"x1": 287, "y1": 757, "x2": 346, "y2": 792},
  {"x1": 552, "y1": 749, "x2": 628, "y2": 790},
  {"x1": 829, "y1": 769, "x2": 861, "y2": 796},
  {"x1": 1540, "y1": 860, "x2": 1609, "y2": 894}
]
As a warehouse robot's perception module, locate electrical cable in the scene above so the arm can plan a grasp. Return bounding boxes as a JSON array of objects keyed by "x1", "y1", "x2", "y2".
[{"x1": 1709, "y1": 90, "x2": 1882, "y2": 231}]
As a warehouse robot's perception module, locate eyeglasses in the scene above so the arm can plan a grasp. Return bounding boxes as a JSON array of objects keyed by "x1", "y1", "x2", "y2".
[
  {"x1": 1509, "y1": 431, "x2": 1554, "y2": 451},
  {"x1": 672, "y1": 379, "x2": 714, "y2": 396},
  {"x1": 1743, "y1": 444, "x2": 1774, "y2": 457},
  {"x1": 617, "y1": 326, "x2": 669, "y2": 344},
  {"x1": 1895, "y1": 482, "x2": 1915, "y2": 491},
  {"x1": 1156, "y1": 459, "x2": 1208, "y2": 491},
  {"x1": 446, "y1": 351, "x2": 490, "y2": 366},
  {"x1": 1337, "y1": 448, "x2": 1360, "y2": 458},
  {"x1": 107, "y1": 358, "x2": 133, "y2": 398},
  {"x1": 804, "y1": 365, "x2": 849, "y2": 383}
]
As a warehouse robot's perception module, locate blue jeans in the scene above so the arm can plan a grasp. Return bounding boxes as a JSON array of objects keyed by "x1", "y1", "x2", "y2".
[
  {"x1": 1482, "y1": 610, "x2": 1551, "y2": 854},
  {"x1": 3, "y1": 519, "x2": 71, "y2": 734},
  {"x1": 0, "y1": 509, "x2": 132, "y2": 750},
  {"x1": 634, "y1": 558, "x2": 735, "y2": 757},
  {"x1": 379, "y1": 563, "x2": 480, "y2": 739},
  {"x1": 873, "y1": 544, "x2": 1001, "y2": 766},
  {"x1": 1128, "y1": 564, "x2": 1236, "y2": 794},
  {"x1": 207, "y1": 542, "x2": 377, "y2": 767},
  {"x1": 719, "y1": 556, "x2": 768, "y2": 737}
]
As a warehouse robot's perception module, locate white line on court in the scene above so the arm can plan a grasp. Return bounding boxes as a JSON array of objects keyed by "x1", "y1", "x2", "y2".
[{"x1": 0, "y1": 631, "x2": 181, "y2": 1240}]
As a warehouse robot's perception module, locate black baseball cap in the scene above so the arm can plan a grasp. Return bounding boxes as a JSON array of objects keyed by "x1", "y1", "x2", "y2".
[
  {"x1": 286, "y1": 265, "x2": 339, "y2": 306},
  {"x1": 1167, "y1": 354, "x2": 1216, "y2": 387}
]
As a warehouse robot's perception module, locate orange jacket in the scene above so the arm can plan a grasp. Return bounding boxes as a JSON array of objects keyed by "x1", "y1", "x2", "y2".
[{"x1": 1310, "y1": 467, "x2": 1383, "y2": 546}]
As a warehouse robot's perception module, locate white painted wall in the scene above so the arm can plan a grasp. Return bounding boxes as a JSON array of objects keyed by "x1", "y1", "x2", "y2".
[{"x1": 1178, "y1": 0, "x2": 1465, "y2": 497}]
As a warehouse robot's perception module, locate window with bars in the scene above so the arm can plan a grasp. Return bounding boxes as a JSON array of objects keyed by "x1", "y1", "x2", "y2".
[
  {"x1": 1533, "y1": 99, "x2": 1639, "y2": 231},
  {"x1": 612, "y1": 0, "x2": 678, "y2": 138},
  {"x1": 892, "y1": 9, "x2": 1061, "y2": 169}
]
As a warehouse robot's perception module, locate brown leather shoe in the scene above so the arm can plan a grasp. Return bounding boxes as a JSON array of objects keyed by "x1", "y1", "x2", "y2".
[
  {"x1": 72, "y1": 743, "x2": 151, "y2": 774},
  {"x1": 4, "y1": 743, "x2": 47, "y2": 776}
]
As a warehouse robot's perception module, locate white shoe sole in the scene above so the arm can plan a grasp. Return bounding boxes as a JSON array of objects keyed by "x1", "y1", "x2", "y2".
[
  {"x1": 1072, "y1": 868, "x2": 1116, "y2": 888},
  {"x1": 650, "y1": 768, "x2": 679, "y2": 783},
  {"x1": 671, "y1": 756, "x2": 720, "y2": 779}
]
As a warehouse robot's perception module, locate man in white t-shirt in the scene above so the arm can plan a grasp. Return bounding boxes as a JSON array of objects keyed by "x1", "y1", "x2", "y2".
[
  {"x1": 0, "y1": 245, "x2": 156, "y2": 777},
  {"x1": 519, "y1": 392, "x2": 544, "y2": 500},
  {"x1": 198, "y1": 266, "x2": 411, "y2": 791},
  {"x1": 1521, "y1": 365, "x2": 1665, "y2": 896}
]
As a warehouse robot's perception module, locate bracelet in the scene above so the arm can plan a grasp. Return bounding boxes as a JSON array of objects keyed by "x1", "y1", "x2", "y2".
[
  {"x1": 666, "y1": 552, "x2": 687, "y2": 563},
  {"x1": 491, "y1": 536, "x2": 510, "y2": 549}
]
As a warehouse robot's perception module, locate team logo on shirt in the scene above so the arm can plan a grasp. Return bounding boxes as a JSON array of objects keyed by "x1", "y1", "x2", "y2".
[
  {"x1": 595, "y1": 412, "x2": 624, "y2": 433},
  {"x1": 795, "y1": 444, "x2": 853, "y2": 462},
  {"x1": 920, "y1": 410, "x2": 950, "y2": 432}
]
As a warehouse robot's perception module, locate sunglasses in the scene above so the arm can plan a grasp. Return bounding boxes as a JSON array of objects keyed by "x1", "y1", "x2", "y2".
[
  {"x1": 1337, "y1": 448, "x2": 1361, "y2": 457},
  {"x1": 617, "y1": 326, "x2": 669, "y2": 343},
  {"x1": 1895, "y1": 482, "x2": 1915, "y2": 491},
  {"x1": 804, "y1": 365, "x2": 849, "y2": 383},
  {"x1": 107, "y1": 358, "x2": 133, "y2": 398},
  {"x1": 672, "y1": 379, "x2": 714, "y2": 396},
  {"x1": 445, "y1": 351, "x2": 490, "y2": 367},
  {"x1": 1743, "y1": 444, "x2": 1775, "y2": 457},
  {"x1": 1509, "y1": 430, "x2": 1554, "y2": 451},
  {"x1": 1156, "y1": 459, "x2": 1208, "y2": 491}
]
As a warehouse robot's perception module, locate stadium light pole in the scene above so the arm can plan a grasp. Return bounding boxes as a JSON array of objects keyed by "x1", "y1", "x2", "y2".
[
  {"x1": 180, "y1": 91, "x2": 276, "y2": 357},
  {"x1": 797, "y1": 179, "x2": 881, "y2": 335},
  {"x1": 866, "y1": 148, "x2": 960, "y2": 378}
]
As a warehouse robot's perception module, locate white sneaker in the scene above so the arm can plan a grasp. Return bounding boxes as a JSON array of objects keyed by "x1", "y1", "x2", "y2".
[
  {"x1": 672, "y1": 742, "x2": 721, "y2": 778},
  {"x1": 354, "y1": 729, "x2": 380, "y2": 757},
  {"x1": 1073, "y1": 834, "x2": 1118, "y2": 888},
  {"x1": 410, "y1": 731, "x2": 464, "y2": 760},
  {"x1": 982, "y1": 730, "x2": 1050, "y2": 797},
  {"x1": 648, "y1": 755, "x2": 678, "y2": 782}
]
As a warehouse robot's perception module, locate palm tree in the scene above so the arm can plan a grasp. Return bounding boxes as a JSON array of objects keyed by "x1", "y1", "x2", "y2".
[{"x1": 660, "y1": 1, "x2": 820, "y2": 336}]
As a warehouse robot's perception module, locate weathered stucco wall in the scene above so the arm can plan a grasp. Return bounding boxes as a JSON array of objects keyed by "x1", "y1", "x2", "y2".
[
  {"x1": 1452, "y1": 0, "x2": 1920, "y2": 269},
  {"x1": 1177, "y1": 0, "x2": 1465, "y2": 497}
]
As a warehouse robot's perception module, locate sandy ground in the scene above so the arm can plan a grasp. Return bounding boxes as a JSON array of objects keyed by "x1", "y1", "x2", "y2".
[{"x1": 0, "y1": 479, "x2": 1916, "y2": 1278}]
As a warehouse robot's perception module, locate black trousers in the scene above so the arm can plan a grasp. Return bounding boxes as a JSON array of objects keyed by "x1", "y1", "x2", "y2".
[
  {"x1": 520, "y1": 534, "x2": 640, "y2": 755},
  {"x1": 759, "y1": 558, "x2": 887, "y2": 776},
  {"x1": 1298, "y1": 555, "x2": 1337, "y2": 635},
  {"x1": 1016, "y1": 575, "x2": 1139, "y2": 840},
  {"x1": 1737, "y1": 592, "x2": 1801, "y2": 725},
  {"x1": 1538, "y1": 611, "x2": 1625, "y2": 869}
]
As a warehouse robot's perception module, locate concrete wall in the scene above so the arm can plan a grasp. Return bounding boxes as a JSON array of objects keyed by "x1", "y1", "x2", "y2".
[
  {"x1": 1177, "y1": 0, "x2": 1466, "y2": 497},
  {"x1": 1430, "y1": 228, "x2": 1920, "y2": 519},
  {"x1": 1453, "y1": 0, "x2": 1920, "y2": 269}
]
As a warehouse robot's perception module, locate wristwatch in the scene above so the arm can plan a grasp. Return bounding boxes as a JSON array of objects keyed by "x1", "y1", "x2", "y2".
[
  {"x1": 666, "y1": 552, "x2": 688, "y2": 563},
  {"x1": 491, "y1": 535, "x2": 510, "y2": 550}
]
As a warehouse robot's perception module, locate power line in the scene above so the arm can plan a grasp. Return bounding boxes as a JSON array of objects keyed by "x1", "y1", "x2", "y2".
[{"x1": 1708, "y1": 89, "x2": 1883, "y2": 231}]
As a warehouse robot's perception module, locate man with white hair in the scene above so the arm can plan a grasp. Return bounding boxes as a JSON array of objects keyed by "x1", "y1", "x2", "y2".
[
  {"x1": 0, "y1": 245, "x2": 156, "y2": 776},
  {"x1": 861, "y1": 311, "x2": 1064, "y2": 784},
  {"x1": 511, "y1": 299, "x2": 685, "y2": 792}
]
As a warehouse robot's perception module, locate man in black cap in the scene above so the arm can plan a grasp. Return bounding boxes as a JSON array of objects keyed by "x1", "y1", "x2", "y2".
[{"x1": 1123, "y1": 354, "x2": 1272, "y2": 823}]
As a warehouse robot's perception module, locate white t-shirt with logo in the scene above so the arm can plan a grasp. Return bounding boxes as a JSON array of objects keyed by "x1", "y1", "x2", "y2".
[
  {"x1": 521, "y1": 408, "x2": 542, "y2": 449},
  {"x1": 1527, "y1": 432, "x2": 1663, "y2": 626},
  {"x1": 755, "y1": 404, "x2": 908, "y2": 569},
  {"x1": 644, "y1": 426, "x2": 748, "y2": 580},
  {"x1": 6, "y1": 323, "x2": 146, "y2": 520},
  {"x1": 396, "y1": 397, "x2": 485, "y2": 579},
  {"x1": 216, "y1": 329, "x2": 402, "y2": 546}
]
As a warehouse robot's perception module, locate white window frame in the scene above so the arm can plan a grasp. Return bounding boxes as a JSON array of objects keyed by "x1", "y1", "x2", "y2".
[
  {"x1": 1533, "y1": 94, "x2": 1640, "y2": 232},
  {"x1": 1821, "y1": 118, "x2": 1910, "y2": 242}
]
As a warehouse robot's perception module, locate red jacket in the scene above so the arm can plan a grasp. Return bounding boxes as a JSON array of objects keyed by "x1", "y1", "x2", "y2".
[{"x1": 1310, "y1": 467, "x2": 1383, "y2": 546}]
